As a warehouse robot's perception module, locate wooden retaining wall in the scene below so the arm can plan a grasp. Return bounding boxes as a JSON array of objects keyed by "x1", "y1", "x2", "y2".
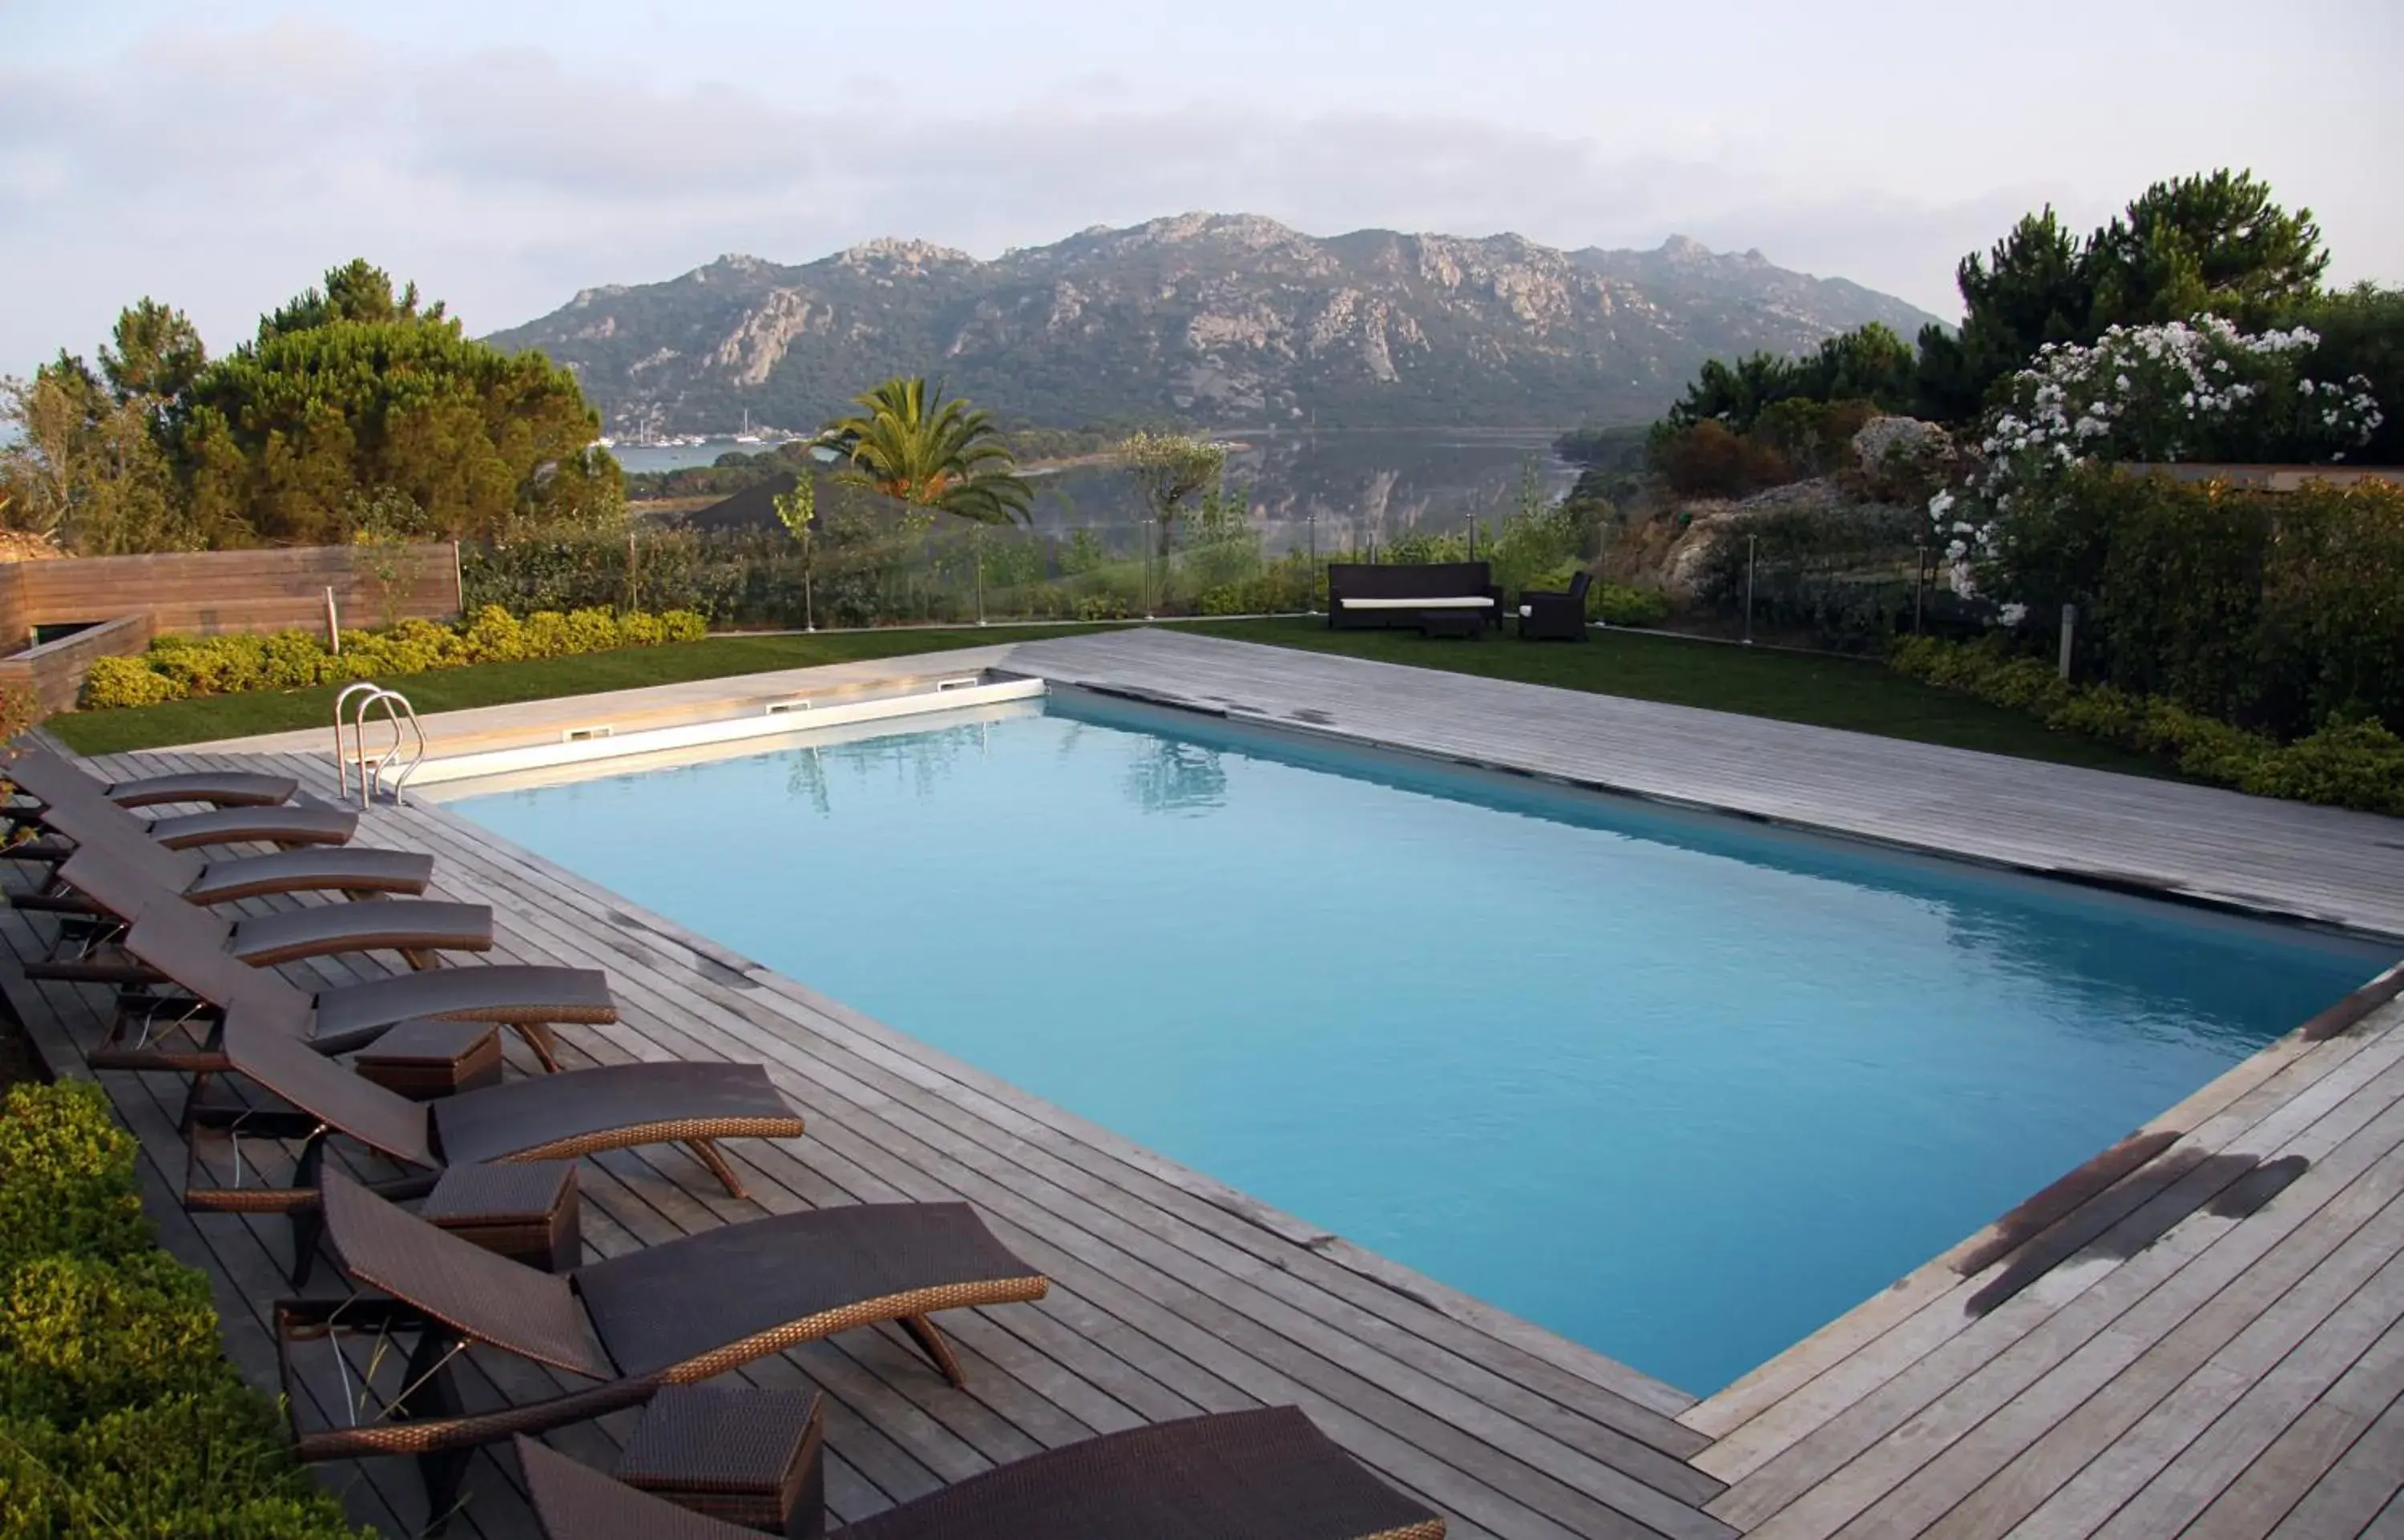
[
  {"x1": 0, "y1": 542, "x2": 462, "y2": 713},
  {"x1": 0, "y1": 614, "x2": 155, "y2": 715}
]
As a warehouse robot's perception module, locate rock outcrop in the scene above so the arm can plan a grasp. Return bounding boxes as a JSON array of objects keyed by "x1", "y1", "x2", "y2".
[{"x1": 486, "y1": 213, "x2": 1949, "y2": 433}]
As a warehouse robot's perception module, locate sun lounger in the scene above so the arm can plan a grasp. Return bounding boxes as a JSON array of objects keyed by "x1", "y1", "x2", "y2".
[
  {"x1": 191, "y1": 1004, "x2": 807, "y2": 1279},
  {"x1": 30, "y1": 845, "x2": 489, "y2": 983},
  {"x1": 8, "y1": 795, "x2": 433, "y2": 914},
  {"x1": 514, "y1": 1406, "x2": 1446, "y2": 1540},
  {"x1": 6, "y1": 745, "x2": 357, "y2": 859},
  {"x1": 53, "y1": 853, "x2": 609, "y2": 1079},
  {"x1": 275, "y1": 1167, "x2": 1047, "y2": 1518},
  {"x1": 4, "y1": 743, "x2": 299, "y2": 809}
]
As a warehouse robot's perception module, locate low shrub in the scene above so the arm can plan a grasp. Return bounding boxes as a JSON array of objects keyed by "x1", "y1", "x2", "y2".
[
  {"x1": 78, "y1": 657, "x2": 180, "y2": 712},
  {"x1": 0, "y1": 1080, "x2": 149, "y2": 1270},
  {"x1": 1889, "y1": 636, "x2": 2404, "y2": 815},
  {"x1": 78, "y1": 605, "x2": 712, "y2": 711},
  {"x1": 1597, "y1": 583, "x2": 1672, "y2": 627},
  {"x1": 0, "y1": 1084, "x2": 361, "y2": 1538}
]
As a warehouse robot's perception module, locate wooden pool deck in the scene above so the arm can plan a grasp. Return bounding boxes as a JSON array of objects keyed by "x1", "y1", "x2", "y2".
[{"x1": 8, "y1": 627, "x2": 2404, "y2": 1538}]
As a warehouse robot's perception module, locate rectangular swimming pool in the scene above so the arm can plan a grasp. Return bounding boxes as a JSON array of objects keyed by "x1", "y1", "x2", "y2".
[{"x1": 446, "y1": 693, "x2": 2398, "y2": 1395}]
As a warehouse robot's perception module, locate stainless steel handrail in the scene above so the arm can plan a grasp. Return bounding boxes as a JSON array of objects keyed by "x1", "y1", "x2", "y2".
[
  {"x1": 362, "y1": 689, "x2": 426, "y2": 808},
  {"x1": 333, "y1": 683, "x2": 427, "y2": 808},
  {"x1": 332, "y1": 682, "x2": 384, "y2": 803}
]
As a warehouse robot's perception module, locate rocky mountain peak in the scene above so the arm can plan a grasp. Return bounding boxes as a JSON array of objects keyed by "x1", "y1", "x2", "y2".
[
  {"x1": 486, "y1": 213, "x2": 1947, "y2": 433},
  {"x1": 835, "y1": 237, "x2": 977, "y2": 273}
]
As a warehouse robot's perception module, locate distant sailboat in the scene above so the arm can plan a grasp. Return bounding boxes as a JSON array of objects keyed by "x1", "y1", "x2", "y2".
[{"x1": 733, "y1": 407, "x2": 764, "y2": 445}]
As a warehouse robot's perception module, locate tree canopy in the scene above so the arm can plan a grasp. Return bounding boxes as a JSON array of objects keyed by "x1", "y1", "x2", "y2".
[
  {"x1": 819, "y1": 377, "x2": 1032, "y2": 526},
  {"x1": 1, "y1": 260, "x2": 619, "y2": 554},
  {"x1": 1639, "y1": 168, "x2": 2388, "y2": 456}
]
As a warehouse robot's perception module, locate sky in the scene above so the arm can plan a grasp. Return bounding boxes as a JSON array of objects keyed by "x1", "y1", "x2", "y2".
[{"x1": 2, "y1": 0, "x2": 2398, "y2": 377}]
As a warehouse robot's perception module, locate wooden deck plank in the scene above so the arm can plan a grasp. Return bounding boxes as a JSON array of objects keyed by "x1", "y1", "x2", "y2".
[
  {"x1": 1698, "y1": 1020, "x2": 2404, "y2": 1510},
  {"x1": 1712, "y1": 1043, "x2": 2404, "y2": 1537},
  {"x1": 2265, "y1": 1385, "x2": 2404, "y2": 1538},
  {"x1": 2180, "y1": 1312, "x2": 2404, "y2": 1540}
]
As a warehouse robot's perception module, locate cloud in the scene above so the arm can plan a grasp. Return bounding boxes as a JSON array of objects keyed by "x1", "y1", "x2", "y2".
[{"x1": 1, "y1": 21, "x2": 2140, "y2": 374}]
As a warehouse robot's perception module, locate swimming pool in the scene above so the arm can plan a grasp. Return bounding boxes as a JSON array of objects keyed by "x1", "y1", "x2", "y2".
[{"x1": 446, "y1": 694, "x2": 2397, "y2": 1395}]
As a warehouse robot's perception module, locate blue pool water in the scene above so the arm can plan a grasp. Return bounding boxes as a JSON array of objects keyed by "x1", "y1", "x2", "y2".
[{"x1": 449, "y1": 695, "x2": 2396, "y2": 1393}]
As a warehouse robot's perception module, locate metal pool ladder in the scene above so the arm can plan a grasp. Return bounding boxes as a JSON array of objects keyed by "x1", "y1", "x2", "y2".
[{"x1": 332, "y1": 683, "x2": 427, "y2": 808}]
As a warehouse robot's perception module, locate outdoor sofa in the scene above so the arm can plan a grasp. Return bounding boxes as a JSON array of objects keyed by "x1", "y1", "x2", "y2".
[
  {"x1": 1325, "y1": 561, "x2": 1505, "y2": 633},
  {"x1": 514, "y1": 1405, "x2": 1446, "y2": 1540},
  {"x1": 277, "y1": 1167, "x2": 1048, "y2": 1522}
]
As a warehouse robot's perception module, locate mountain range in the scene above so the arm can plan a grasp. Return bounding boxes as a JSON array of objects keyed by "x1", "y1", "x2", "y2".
[{"x1": 486, "y1": 213, "x2": 1950, "y2": 433}]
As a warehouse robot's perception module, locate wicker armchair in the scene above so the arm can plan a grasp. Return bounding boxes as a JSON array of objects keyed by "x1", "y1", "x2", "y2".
[{"x1": 1516, "y1": 570, "x2": 1593, "y2": 640}]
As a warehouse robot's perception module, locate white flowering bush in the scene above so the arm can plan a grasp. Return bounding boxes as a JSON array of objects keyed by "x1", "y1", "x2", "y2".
[{"x1": 1932, "y1": 316, "x2": 2385, "y2": 604}]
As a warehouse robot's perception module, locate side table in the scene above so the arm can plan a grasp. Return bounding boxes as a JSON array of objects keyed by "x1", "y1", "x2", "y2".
[
  {"x1": 353, "y1": 1018, "x2": 504, "y2": 1099},
  {"x1": 420, "y1": 1161, "x2": 582, "y2": 1272},
  {"x1": 615, "y1": 1383, "x2": 826, "y2": 1538}
]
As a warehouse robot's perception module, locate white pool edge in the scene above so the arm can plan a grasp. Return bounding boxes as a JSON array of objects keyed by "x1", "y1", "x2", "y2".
[{"x1": 397, "y1": 675, "x2": 1046, "y2": 790}]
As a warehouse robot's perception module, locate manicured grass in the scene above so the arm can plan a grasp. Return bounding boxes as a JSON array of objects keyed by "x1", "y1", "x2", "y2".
[
  {"x1": 46, "y1": 623, "x2": 1124, "y2": 755},
  {"x1": 47, "y1": 615, "x2": 2167, "y2": 778},
  {"x1": 1183, "y1": 618, "x2": 2172, "y2": 776}
]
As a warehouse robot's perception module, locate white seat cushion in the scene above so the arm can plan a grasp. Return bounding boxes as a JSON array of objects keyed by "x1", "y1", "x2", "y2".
[
  {"x1": 1519, "y1": 604, "x2": 1533, "y2": 617},
  {"x1": 1336, "y1": 596, "x2": 1494, "y2": 611}
]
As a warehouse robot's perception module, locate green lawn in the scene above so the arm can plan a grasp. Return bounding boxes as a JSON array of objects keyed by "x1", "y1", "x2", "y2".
[
  {"x1": 46, "y1": 623, "x2": 1125, "y2": 755},
  {"x1": 1182, "y1": 619, "x2": 2167, "y2": 774},
  {"x1": 47, "y1": 616, "x2": 2167, "y2": 777}
]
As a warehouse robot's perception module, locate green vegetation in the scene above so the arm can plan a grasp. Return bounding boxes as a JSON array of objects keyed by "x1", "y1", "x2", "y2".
[
  {"x1": 48, "y1": 623, "x2": 1127, "y2": 754},
  {"x1": 1890, "y1": 637, "x2": 2404, "y2": 813},
  {"x1": 0, "y1": 1082, "x2": 362, "y2": 1538},
  {"x1": 1988, "y1": 468, "x2": 2404, "y2": 741},
  {"x1": 54, "y1": 617, "x2": 2160, "y2": 776},
  {"x1": 1, "y1": 260, "x2": 619, "y2": 554},
  {"x1": 79, "y1": 607, "x2": 711, "y2": 710},
  {"x1": 1184, "y1": 621, "x2": 2170, "y2": 774},
  {"x1": 821, "y1": 377, "x2": 1032, "y2": 525},
  {"x1": 1612, "y1": 169, "x2": 2402, "y2": 473}
]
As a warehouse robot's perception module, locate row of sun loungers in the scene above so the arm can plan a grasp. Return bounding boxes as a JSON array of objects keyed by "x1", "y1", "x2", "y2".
[{"x1": 2, "y1": 744, "x2": 1447, "y2": 1538}]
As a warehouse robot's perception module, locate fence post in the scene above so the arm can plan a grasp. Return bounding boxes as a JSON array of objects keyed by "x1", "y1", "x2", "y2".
[
  {"x1": 1743, "y1": 535, "x2": 1757, "y2": 645},
  {"x1": 1913, "y1": 539, "x2": 1926, "y2": 634},
  {"x1": 450, "y1": 541, "x2": 465, "y2": 617},
  {"x1": 974, "y1": 528, "x2": 986, "y2": 627},
  {"x1": 2059, "y1": 603, "x2": 2077, "y2": 680},
  {"x1": 626, "y1": 529, "x2": 639, "y2": 612},
  {"x1": 324, "y1": 587, "x2": 341, "y2": 654}
]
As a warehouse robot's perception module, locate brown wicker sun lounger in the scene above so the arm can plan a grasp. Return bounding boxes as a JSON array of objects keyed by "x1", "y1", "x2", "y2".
[
  {"x1": 191, "y1": 1005, "x2": 808, "y2": 1279},
  {"x1": 516, "y1": 1406, "x2": 1446, "y2": 1540},
  {"x1": 5, "y1": 743, "x2": 298, "y2": 808},
  {"x1": 5, "y1": 743, "x2": 354, "y2": 855},
  {"x1": 85, "y1": 893, "x2": 608, "y2": 1082},
  {"x1": 30, "y1": 844, "x2": 490, "y2": 984},
  {"x1": 8, "y1": 795, "x2": 433, "y2": 915},
  {"x1": 276, "y1": 1167, "x2": 1047, "y2": 1519}
]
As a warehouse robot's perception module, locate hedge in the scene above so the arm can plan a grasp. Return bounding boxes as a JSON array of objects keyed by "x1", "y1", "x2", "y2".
[
  {"x1": 81, "y1": 606, "x2": 709, "y2": 711},
  {"x1": 0, "y1": 1082, "x2": 362, "y2": 1538},
  {"x1": 1991, "y1": 468, "x2": 2404, "y2": 740},
  {"x1": 1890, "y1": 635, "x2": 2404, "y2": 815}
]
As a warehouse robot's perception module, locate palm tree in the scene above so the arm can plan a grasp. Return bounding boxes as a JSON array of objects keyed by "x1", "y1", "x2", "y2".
[{"x1": 818, "y1": 378, "x2": 1032, "y2": 526}]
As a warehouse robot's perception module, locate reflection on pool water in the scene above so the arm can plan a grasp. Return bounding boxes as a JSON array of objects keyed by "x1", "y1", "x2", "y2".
[{"x1": 450, "y1": 695, "x2": 2396, "y2": 1393}]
